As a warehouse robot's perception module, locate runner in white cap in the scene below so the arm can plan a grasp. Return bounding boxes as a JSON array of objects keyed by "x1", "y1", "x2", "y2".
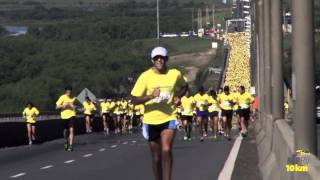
[{"x1": 131, "y1": 46, "x2": 188, "y2": 180}]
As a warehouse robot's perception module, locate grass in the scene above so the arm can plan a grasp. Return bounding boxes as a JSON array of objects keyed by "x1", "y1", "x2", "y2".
[
  {"x1": 202, "y1": 72, "x2": 221, "y2": 89},
  {"x1": 137, "y1": 37, "x2": 212, "y2": 55},
  {"x1": 137, "y1": 37, "x2": 222, "y2": 92},
  {"x1": 200, "y1": 40, "x2": 226, "y2": 89},
  {"x1": 0, "y1": 0, "x2": 225, "y2": 7},
  {"x1": 0, "y1": 0, "x2": 217, "y2": 5}
]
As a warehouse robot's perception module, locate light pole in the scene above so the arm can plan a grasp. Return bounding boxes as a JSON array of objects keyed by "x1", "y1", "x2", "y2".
[
  {"x1": 263, "y1": 0, "x2": 271, "y2": 115},
  {"x1": 292, "y1": 0, "x2": 316, "y2": 155},
  {"x1": 270, "y1": 0, "x2": 284, "y2": 121},
  {"x1": 157, "y1": 0, "x2": 160, "y2": 46}
]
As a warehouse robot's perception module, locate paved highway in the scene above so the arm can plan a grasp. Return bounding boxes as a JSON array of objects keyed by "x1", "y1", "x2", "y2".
[{"x1": 0, "y1": 128, "x2": 261, "y2": 180}]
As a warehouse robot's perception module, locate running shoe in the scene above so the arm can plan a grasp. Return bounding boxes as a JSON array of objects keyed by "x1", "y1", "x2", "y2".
[
  {"x1": 67, "y1": 145, "x2": 73, "y2": 152},
  {"x1": 183, "y1": 136, "x2": 188, "y2": 141},
  {"x1": 213, "y1": 135, "x2": 217, "y2": 140},
  {"x1": 64, "y1": 142, "x2": 69, "y2": 151},
  {"x1": 188, "y1": 138, "x2": 192, "y2": 141},
  {"x1": 29, "y1": 141, "x2": 32, "y2": 145},
  {"x1": 200, "y1": 137, "x2": 204, "y2": 142},
  {"x1": 241, "y1": 132, "x2": 247, "y2": 138}
]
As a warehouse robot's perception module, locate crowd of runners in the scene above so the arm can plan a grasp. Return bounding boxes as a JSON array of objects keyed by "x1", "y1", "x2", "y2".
[
  {"x1": 19, "y1": 43, "x2": 278, "y2": 180},
  {"x1": 22, "y1": 93, "x2": 145, "y2": 147},
  {"x1": 224, "y1": 32, "x2": 251, "y2": 91},
  {"x1": 21, "y1": 34, "x2": 258, "y2": 151},
  {"x1": 22, "y1": 84, "x2": 258, "y2": 146}
]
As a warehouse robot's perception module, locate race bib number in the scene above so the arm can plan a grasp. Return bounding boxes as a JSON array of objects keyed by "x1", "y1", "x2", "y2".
[
  {"x1": 196, "y1": 102, "x2": 204, "y2": 107},
  {"x1": 210, "y1": 106, "x2": 218, "y2": 111},
  {"x1": 223, "y1": 101, "x2": 230, "y2": 106},
  {"x1": 183, "y1": 109, "x2": 192, "y2": 114},
  {"x1": 240, "y1": 104, "x2": 249, "y2": 109},
  {"x1": 154, "y1": 91, "x2": 170, "y2": 103}
]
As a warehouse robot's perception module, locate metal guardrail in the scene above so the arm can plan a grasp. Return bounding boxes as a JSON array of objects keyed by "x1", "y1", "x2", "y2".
[
  {"x1": 0, "y1": 111, "x2": 87, "y2": 123},
  {"x1": 0, "y1": 115, "x2": 60, "y2": 123},
  {"x1": 0, "y1": 111, "x2": 59, "y2": 118}
]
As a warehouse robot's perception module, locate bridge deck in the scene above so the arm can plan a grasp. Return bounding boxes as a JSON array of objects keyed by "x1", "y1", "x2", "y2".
[{"x1": 0, "y1": 128, "x2": 261, "y2": 180}]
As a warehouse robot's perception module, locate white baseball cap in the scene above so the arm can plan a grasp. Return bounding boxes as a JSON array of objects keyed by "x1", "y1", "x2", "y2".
[{"x1": 151, "y1": 47, "x2": 168, "y2": 59}]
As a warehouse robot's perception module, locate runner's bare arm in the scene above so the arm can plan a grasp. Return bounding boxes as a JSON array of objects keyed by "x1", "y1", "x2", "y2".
[
  {"x1": 173, "y1": 84, "x2": 188, "y2": 106},
  {"x1": 175, "y1": 84, "x2": 189, "y2": 98}
]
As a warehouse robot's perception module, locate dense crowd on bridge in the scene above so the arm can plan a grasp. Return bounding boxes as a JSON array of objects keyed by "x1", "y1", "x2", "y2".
[{"x1": 224, "y1": 32, "x2": 251, "y2": 91}]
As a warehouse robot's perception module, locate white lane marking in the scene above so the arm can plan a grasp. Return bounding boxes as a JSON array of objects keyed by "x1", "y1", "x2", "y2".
[
  {"x1": 218, "y1": 136, "x2": 243, "y2": 180},
  {"x1": 132, "y1": 140, "x2": 136, "y2": 143},
  {"x1": 40, "y1": 165, "x2": 54, "y2": 170},
  {"x1": 111, "y1": 145, "x2": 117, "y2": 148},
  {"x1": 64, "y1": 160, "x2": 75, "y2": 164},
  {"x1": 99, "y1": 148, "x2": 106, "y2": 152},
  {"x1": 10, "y1": 173, "x2": 26, "y2": 178},
  {"x1": 83, "y1": 153, "x2": 93, "y2": 158},
  {"x1": 122, "y1": 141, "x2": 128, "y2": 145}
]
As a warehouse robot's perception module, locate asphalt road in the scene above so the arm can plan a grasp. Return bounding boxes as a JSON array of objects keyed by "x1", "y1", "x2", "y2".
[{"x1": 0, "y1": 128, "x2": 259, "y2": 180}]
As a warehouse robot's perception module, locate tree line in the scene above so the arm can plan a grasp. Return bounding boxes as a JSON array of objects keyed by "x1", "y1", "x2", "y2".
[{"x1": 0, "y1": 0, "x2": 229, "y2": 113}]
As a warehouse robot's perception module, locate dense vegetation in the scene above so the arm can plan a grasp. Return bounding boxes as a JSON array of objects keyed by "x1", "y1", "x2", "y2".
[{"x1": 0, "y1": 0, "x2": 229, "y2": 113}]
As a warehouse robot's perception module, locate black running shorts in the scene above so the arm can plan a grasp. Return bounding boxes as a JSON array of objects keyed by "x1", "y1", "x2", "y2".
[
  {"x1": 142, "y1": 120, "x2": 176, "y2": 141},
  {"x1": 62, "y1": 117, "x2": 75, "y2": 129}
]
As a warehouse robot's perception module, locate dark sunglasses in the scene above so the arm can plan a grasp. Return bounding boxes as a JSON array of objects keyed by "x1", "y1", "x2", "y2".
[{"x1": 152, "y1": 55, "x2": 168, "y2": 61}]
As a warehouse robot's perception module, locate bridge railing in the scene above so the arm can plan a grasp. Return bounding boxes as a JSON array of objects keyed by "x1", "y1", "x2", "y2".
[
  {"x1": 252, "y1": 0, "x2": 320, "y2": 180},
  {"x1": 0, "y1": 112, "x2": 123, "y2": 148},
  {"x1": 0, "y1": 111, "x2": 60, "y2": 123}
]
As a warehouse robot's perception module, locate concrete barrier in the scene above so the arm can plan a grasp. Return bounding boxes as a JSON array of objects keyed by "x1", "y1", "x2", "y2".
[
  {"x1": 255, "y1": 113, "x2": 320, "y2": 180},
  {"x1": 0, "y1": 116, "x2": 108, "y2": 148}
]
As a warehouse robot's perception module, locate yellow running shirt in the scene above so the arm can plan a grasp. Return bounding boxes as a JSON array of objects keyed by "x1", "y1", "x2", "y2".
[
  {"x1": 218, "y1": 93, "x2": 235, "y2": 110},
  {"x1": 131, "y1": 68, "x2": 186, "y2": 125},
  {"x1": 233, "y1": 92, "x2": 240, "y2": 111},
  {"x1": 56, "y1": 94, "x2": 76, "y2": 119},
  {"x1": 22, "y1": 107, "x2": 40, "y2": 123},
  {"x1": 208, "y1": 96, "x2": 220, "y2": 113},
  {"x1": 134, "y1": 104, "x2": 145, "y2": 115},
  {"x1": 83, "y1": 101, "x2": 96, "y2": 115},
  {"x1": 109, "y1": 101, "x2": 116, "y2": 112},
  {"x1": 193, "y1": 93, "x2": 210, "y2": 111},
  {"x1": 237, "y1": 92, "x2": 254, "y2": 109},
  {"x1": 120, "y1": 101, "x2": 128, "y2": 114},
  {"x1": 100, "y1": 102, "x2": 114, "y2": 113},
  {"x1": 127, "y1": 103, "x2": 134, "y2": 116},
  {"x1": 113, "y1": 101, "x2": 120, "y2": 115},
  {"x1": 181, "y1": 96, "x2": 195, "y2": 116}
]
